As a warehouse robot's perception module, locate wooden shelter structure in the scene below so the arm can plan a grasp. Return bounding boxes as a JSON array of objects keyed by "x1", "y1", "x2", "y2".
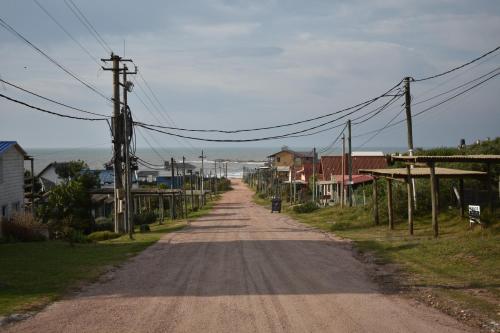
[
  {"x1": 89, "y1": 188, "x2": 210, "y2": 222},
  {"x1": 359, "y1": 154, "x2": 500, "y2": 237}
]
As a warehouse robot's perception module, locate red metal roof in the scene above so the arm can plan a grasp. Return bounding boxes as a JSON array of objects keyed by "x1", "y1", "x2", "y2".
[
  {"x1": 319, "y1": 155, "x2": 388, "y2": 181},
  {"x1": 332, "y1": 174, "x2": 374, "y2": 185}
]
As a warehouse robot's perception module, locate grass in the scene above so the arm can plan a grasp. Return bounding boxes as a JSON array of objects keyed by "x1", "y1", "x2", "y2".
[
  {"x1": 0, "y1": 196, "x2": 221, "y2": 317},
  {"x1": 252, "y1": 192, "x2": 500, "y2": 323}
]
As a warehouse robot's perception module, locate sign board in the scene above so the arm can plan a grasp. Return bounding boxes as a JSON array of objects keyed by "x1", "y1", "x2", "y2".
[{"x1": 468, "y1": 205, "x2": 480, "y2": 225}]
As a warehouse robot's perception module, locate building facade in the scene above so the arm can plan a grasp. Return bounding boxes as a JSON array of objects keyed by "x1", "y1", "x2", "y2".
[{"x1": 0, "y1": 141, "x2": 28, "y2": 219}]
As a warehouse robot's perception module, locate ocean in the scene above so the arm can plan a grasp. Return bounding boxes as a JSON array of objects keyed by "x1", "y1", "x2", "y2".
[{"x1": 27, "y1": 146, "x2": 407, "y2": 178}]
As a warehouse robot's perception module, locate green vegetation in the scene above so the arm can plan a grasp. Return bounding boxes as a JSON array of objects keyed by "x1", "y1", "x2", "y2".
[
  {"x1": 87, "y1": 231, "x2": 121, "y2": 242},
  {"x1": 0, "y1": 193, "x2": 222, "y2": 316},
  {"x1": 253, "y1": 193, "x2": 499, "y2": 322}
]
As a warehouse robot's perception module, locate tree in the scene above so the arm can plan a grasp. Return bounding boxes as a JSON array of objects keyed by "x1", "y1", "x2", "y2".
[{"x1": 38, "y1": 160, "x2": 99, "y2": 239}]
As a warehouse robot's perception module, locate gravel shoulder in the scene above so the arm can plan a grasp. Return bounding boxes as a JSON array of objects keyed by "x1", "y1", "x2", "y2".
[{"x1": 3, "y1": 180, "x2": 472, "y2": 333}]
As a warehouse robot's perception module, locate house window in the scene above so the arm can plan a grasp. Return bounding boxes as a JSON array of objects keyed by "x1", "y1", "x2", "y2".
[
  {"x1": 276, "y1": 157, "x2": 280, "y2": 163},
  {"x1": 1, "y1": 205, "x2": 7, "y2": 217},
  {"x1": 12, "y1": 202, "x2": 20, "y2": 212}
]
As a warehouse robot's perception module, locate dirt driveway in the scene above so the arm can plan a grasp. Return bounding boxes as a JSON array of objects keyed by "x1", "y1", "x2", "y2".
[{"x1": 4, "y1": 180, "x2": 470, "y2": 333}]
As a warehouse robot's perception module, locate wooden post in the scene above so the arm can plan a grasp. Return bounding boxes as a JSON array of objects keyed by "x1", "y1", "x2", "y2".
[
  {"x1": 406, "y1": 165, "x2": 414, "y2": 235},
  {"x1": 159, "y1": 194, "x2": 164, "y2": 224},
  {"x1": 169, "y1": 195, "x2": 174, "y2": 220},
  {"x1": 487, "y1": 163, "x2": 494, "y2": 213},
  {"x1": 436, "y1": 177, "x2": 440, "y2": 213},
  {"x1": 429, "y1": 163, "x2": 439, "y2": 238},
  {"x1": 372, "y1": 177, "x2": 379, "y2": 225},
  {"x1": 387, "y1": 178, "x2": 394, "y2": 230},
  {"x1": 459, "y1": 178, "x2": 465, "y2": 218}
]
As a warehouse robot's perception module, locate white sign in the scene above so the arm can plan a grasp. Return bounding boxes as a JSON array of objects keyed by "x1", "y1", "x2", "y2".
[{"x1": 468, "y1": 205, "x2": 480, "y2": 225}]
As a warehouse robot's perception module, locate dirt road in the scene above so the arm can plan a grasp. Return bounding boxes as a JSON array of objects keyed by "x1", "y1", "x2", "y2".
[{"x1": 4, "y1": 180, "x2": 470, "y2": 333}]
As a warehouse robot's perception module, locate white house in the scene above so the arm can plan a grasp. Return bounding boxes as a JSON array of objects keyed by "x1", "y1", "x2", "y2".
[{"x1": 0, "y1": 141, "x2": 28, "y2": 219}]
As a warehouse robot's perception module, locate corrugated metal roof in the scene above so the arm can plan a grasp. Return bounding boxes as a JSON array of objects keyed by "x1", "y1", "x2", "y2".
[
  {"x1": 0, "y1": 141, "x2": 28, "y2": 157},
  {"x1": 359, "y1": 167, "x2": 487, "y2": 179},
  {"x1": 319, "y1": 155, "x2": 388, "y2": 181},
  {"x1": 392, "y1": 155, "x2": 500, "y2": 163}
]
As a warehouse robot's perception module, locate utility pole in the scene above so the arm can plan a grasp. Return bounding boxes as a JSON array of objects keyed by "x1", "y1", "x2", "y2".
[
  {"x1": 312, "y1": 147, "x2": 316, "y2": 202},
  {"x1": 404, "y1": 77, "x2": 417, "y2": 209},
  {"x1": 347, "y1": 119, "x2": 353, "y2": 207},
  {"x1": 182, "y1": 156, "x2": 187, "y2": 218},
  {"x1": 102, "y1": 53, "x2": 133, "y2": 233},
  {"x1": 214, "y1": 160, "x2": 218, "y2": 194},
  {"x1": 171, "y1": 157, "x2": 176, "y2": 218},
  {"x1": 121, "y1": 64, "x2": 137, "y2": 238},
  {"x1": 199, "y1": 150, "x2": 206, "y2": 206},
  {"x1": 341, "y1": 134, "x2": 345, "y2": 208}
]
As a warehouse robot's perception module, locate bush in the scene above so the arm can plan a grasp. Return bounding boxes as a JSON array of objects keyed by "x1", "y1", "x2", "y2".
[
  {"x1": 140, "y1": 224, "x2": 150, "y2": 233},
  {"x1": 93, "y1": 217, "x2": 113, "y2": 232},
  {"x1": 1, "y1": 213, "x2": 47, "y2": 242},
  {"x1": 133, "y1": 211, "x2": 157, "y2": 225},
  {"x1": 87, "y1": 231, "x2": 121, "y2": 242},
  {"x1": 293, "y1": 202, "x2": 319, "y2": 214},
  {"x1": 67, "y1": 229, "x2": 89, "y2": 244}
]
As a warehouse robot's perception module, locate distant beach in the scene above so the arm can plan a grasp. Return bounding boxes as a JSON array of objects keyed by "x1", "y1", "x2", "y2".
[{"x1": 27, "y1": 146, "x2": 407, "y2": 178}]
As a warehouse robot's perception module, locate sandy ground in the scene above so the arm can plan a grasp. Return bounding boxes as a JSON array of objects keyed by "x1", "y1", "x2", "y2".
[{"x1": 3, "y1": 180, "x2": 472, "y2": 333}]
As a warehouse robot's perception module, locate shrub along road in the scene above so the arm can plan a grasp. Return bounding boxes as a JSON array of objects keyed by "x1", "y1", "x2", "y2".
[{"x1": 4, "y1": 180, "x2": 470, "y2": 332}]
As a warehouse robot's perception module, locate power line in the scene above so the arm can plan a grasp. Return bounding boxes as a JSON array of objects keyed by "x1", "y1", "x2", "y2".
[
  {"x1": 33, "y1": 0, "x2": 101, "y2": 67},
  {"x1": 0, "y1": 78, "x2": 108, "y2": 117},
  {"x1": 353, "y1": 69, "x2": 500, "y2": 140},
  {"x1": 412, "y1": 66, "x2": 500, "y2": 106},
  {"x1": 136, "y1": 81, "x2": 402, "y2": 133},
  {"x1": 0, "y1": 16, "x2": 111, "y2": 102},
  {"x1": 64, "y1": 0, "x2": 112, "y2": 54},
  {"x1": 413, "y1": 45, "x2": 500, "y2": 82},
  {"x1": 318, "y1": 124, "x2": 347, "y2": 154},
  {"x1": 0, "y1": 92, "x2": 109, "y2": 121}
]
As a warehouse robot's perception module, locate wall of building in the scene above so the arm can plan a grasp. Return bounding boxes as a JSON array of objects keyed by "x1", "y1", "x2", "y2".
[
  {"x1": 0, "y1": 147, "x2": 25, "y2": 218},
  {"x1": 273, "y1": 151, "x2": 295, "y2": 167}
]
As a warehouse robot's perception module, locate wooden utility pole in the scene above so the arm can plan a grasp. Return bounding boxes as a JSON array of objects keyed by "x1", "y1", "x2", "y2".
[
  {"x1": 199, "y1": 150, "x2": 206, "y2": 206},
  {"x1": 214, "y1": 160, "x2": 218, "y2": 194},
  {"x1": 404, "y1": 77, "x2": 417, "y2": 209},
  {"x1": 189, "y1": 170, "x2": 195, "y2": 209},
  {"x1": 347, "y1": 120, "x2": 353, "y2": 207},
  {"x1": 121, "y1": 64, "x2": 137, "y2": 238},
  {"x1": 312, "y1": 147, "x2": 316, "y2": 202},
  {"x1": 341, "y1": 134, "x2": 345, "y2": 208},
  {"x1": 171, "y1": 157, "x2": 176, "y2": 218},
  {"x1": 182, "y1": 156, "x2": 187, "y2": 218}
]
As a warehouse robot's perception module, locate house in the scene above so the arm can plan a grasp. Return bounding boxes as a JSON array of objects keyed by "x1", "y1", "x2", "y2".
[
  {"x1": 295, "y1": 162, "x2": 320, "y2": 184},
  {"x1": 0, "y1": 141, "x2": 29, "y2": 219},
  {"x1": 318, "y1": 152, "x2": 388, "y2": 203},
  {"x1": 137, "y1": 170, "x2": 159, "y2": 183},
  {"x1": 267, "y1": 147, "x2": 317, "y2": 182},
  {"x1": 37, "y1": 162, "x2": 64, "y2": 192}
]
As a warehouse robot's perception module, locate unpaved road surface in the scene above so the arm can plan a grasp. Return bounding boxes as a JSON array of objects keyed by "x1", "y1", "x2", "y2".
[{"x1": 4, "y1": 180, "x2": 470, "y2": 333}]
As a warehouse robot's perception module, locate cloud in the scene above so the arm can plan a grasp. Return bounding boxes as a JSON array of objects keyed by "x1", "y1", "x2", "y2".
[{"x1": 182, "y1": 22, "x2": 261, "y2": 38}]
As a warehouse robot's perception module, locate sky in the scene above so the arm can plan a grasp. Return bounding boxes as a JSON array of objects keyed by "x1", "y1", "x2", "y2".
[{"x1": 1, "y1": 0, "x2": 499, "y2": 152}]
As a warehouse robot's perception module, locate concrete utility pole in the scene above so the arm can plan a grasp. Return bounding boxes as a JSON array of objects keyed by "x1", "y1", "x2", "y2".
[
  {"x1": 347, "y1": 120, "x2": 353, "y2": 207},
  {"x1": 312, "y1": 147, "x2": 316, "y2": 202},
  {"x1": 404, "y1": 77, "x2": 417, "y2": 209}
]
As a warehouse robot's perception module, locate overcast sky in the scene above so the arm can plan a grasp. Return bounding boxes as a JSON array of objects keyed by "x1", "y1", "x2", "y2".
[{"x1": 1, "y1": 0, "x2": 499, "y2": 151}]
